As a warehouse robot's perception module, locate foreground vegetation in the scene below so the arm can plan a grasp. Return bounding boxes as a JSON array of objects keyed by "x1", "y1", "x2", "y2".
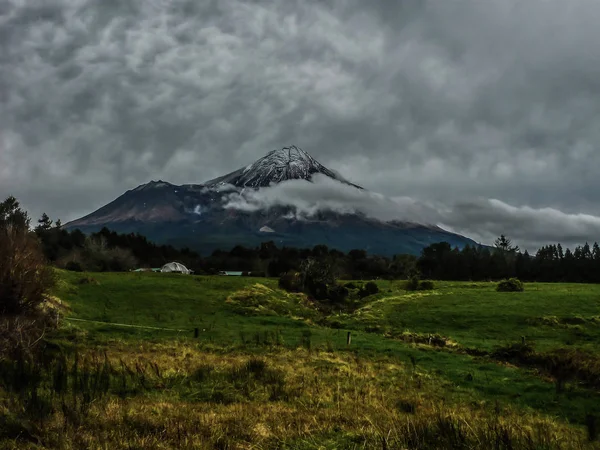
[
  {"x1": 2, "y1": 196, "x2": 600, "y2": 448},
  {"x1": 1, "y1": 271, "x2": 597, "y2": 448},
  {"x1": 1, "y1": 340, "x2": 594, "y2": 449}
]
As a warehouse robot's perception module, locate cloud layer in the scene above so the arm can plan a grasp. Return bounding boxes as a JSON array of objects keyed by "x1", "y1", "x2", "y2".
[
  {"x1": 2, "y1": 0, "x2": 600, "y2": 250},
  {"x1": 222, "y1": 176, "x2": 600, "y2": 251}
]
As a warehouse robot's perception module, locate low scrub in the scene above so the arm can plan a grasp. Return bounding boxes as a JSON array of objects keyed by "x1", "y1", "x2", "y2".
[
  {"x1": 492, "y1": 342, "x2": 600, "y2": 392},
  {"x1": 359, "y1": 281, "x2": 379, "y2": 298},
  {"x1": 496, "y1": 278, "x2": 524, "y2": 292},
  {"x1": 404, "y1": 277, "x2": 435, "y2": 291},
  {"x1": 418, "y1": 280, "x2": 435, "y2": 291}
]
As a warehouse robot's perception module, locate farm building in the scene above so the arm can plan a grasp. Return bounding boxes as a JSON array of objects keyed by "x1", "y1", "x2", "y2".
[{"x1": 161, "y1": 262, "x2": 191, "y2": 274}]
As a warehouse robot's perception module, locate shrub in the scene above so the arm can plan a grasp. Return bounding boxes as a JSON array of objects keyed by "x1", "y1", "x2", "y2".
[
  {"x1": 278, "y1": 271, "x2": 302, "y2": 292},
  {"x1": 0, "y1": 225, "x2": 56, "y2": 315},
  {"x1": 364, "y1": 281, "x2": 379, "y2": 295},
  {"x1": 0, "y1": 197, "x2": 57, "y2": 359},
  {"x1": 65, "y1": 261, "x2": 83, "y2": 272},
  {"x1": 358, "y1": 281, "x2": 379, "y2": 298},
  {"x1": 328, "y1": 285, "x2": 349, "y2": 303},
  {"x1": 405, "y1": 275, "x2": 420, "y2": 291},
  {"x1": 307, "y1": 281, "x2": 329, "y2": 300},
  {"x1": 496, "y1": 278, "x2": 524, "y2": 292},
  {"x1": 418, "y1": 280, "x2": 435, "y2": 291},
  {"x1": 300, "y1": 258, "x2": 335, "y2": 300}
]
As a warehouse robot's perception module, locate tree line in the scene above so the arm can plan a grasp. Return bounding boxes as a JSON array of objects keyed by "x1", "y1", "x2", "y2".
[
  {"x1": 7, "y1": 197, "x2": 600, "y2": 283},
  {"x1": 418, "y1": 236, "x2": 600, "y2": 283}
]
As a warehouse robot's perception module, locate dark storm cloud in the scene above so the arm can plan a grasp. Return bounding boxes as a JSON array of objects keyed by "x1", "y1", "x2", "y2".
[{"x1": 2, "y1": 0, "x2": 600, "y2": 250}]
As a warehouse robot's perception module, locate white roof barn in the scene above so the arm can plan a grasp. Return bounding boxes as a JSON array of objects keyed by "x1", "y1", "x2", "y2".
[{"x1": 160, "y1": 262, "x2": 191, "y2": 274}]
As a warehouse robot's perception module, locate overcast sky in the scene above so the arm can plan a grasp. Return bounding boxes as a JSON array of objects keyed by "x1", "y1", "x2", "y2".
[{"x1": 2, "y1": 0, "x2": 600, "y2": 251}]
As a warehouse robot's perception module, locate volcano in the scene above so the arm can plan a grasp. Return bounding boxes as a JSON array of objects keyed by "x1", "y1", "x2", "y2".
[
  {"x1": 65, "y1": 146, "x2": 477, "y2": 256},
  {"x1": 204, "y1": 146, "x2": 363, "y2": 189}
]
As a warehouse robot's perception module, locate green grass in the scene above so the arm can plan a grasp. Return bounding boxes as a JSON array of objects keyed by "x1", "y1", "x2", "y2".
[
  {"x1": 50, "y1": 271, "x2": 600, "y2": 426},
  {"x1": 53, "y1": 273, "x2": 600, "y2": 353},
  {"x1": 339, "y1": 280, "x2": 600, "y2": 353},
  {"x1": 54, "y1": 271, "x2": 317, "y2": 345}
]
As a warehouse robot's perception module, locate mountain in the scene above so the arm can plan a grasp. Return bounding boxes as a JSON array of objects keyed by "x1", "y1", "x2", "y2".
[
  {"x1": 65, "y1": 146, "x2": 478, "y2": 256},
  {"x1": 204, "y1": 146, "x2": 362, "y2": 189}
]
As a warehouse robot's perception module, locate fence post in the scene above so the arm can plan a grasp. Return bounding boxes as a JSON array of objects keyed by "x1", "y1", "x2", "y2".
[
  {"x1": 194, "y1": 328, "x2": 199, "y2": 338},
  {"x1": 587, "y1": 414, "x2": 598, "y2": 442},
  {"x1": 346, "y1": 331, "x2": 351, "y2": 346}
]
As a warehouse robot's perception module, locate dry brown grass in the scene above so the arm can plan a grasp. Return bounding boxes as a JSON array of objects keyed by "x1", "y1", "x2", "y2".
[{"x1": 0, "y1": 342, "x2": 595, "y2": 449}]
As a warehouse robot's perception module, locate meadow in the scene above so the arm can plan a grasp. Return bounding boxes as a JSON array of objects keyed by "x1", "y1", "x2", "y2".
[{"x1": 1, "y1": 270, "x2": 600, "y2": 449}]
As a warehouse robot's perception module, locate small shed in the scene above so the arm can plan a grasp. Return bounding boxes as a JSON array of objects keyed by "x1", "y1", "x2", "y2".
[
  {"x1": 218, "y1": 271, "x2": 243, "y2": 276},
  {"x1": 161, "y1": 262, "x2": 191, "y2": 274}
]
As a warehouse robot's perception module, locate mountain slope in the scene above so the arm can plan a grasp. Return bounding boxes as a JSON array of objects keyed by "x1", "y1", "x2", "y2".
[{"x1": 65, "y1": 147, "x2": 478, "y2": 256}]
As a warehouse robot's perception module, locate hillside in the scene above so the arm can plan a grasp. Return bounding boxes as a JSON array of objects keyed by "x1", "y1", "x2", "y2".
[{"x1": 19, "y1": 270, "x2": 596, "y2": 449}]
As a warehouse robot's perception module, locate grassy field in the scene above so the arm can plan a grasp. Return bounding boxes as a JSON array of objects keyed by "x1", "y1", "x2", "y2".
[{"x1": 2, "y1": 271, "x2": 600, "y2": 448}]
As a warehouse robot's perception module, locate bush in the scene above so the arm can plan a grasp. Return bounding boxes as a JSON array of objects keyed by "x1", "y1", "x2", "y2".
[
  {"x1": 307, "y1": 281, "x2": 329, "y2": 301},
  {"x1": 497, "y1": 278, "x2": 524, "y2": 292},
  {"x1": 0, "y1": 225, "x2": 56, "y2": 315},
  {"x1": 328, "y1": 285, "x2": 349, "y2": 303},
  {"x1": 65, "y1": 261, "x2": 83, "y2": 272},
  {"x1": 418, "y1": 280, "x2": 435, "y2": 290},
  {"x1": 0, "y1": 197, "x2": 57, "y2": 358},
  {"x1": 358, "y1": 281, "x2": 380, "y2": 298},
  {"x1": 300, "y1": 258, "x2": 335, "y2": 300},
  {"x1": 278, "y1": 271, "x2": 302, "y2": 292},
  {"x1": 364, "y1": 281, "x2": 379, "y2": 295},
  {"x1": 405, "y1": 275, "x2": 420, "y2": 291}
]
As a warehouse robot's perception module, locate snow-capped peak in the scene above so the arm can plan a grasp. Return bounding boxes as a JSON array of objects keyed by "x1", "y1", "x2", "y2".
[
  {"x1": 204, "y1": 145, "x2": 362, "y2": 189},
  {"x1": 132, "y1": 180, "x2": 173, "y2": 192}
]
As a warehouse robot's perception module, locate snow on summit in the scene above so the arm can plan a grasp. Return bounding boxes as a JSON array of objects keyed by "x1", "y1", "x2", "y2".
[{"x1": 204, "y1": 146, "x2": 363, "y2": 189}]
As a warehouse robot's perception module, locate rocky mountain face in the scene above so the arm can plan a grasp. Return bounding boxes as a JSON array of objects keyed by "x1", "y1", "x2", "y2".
[{"x1": 65, "y1": 146, "x2": 477, "y2": 256}]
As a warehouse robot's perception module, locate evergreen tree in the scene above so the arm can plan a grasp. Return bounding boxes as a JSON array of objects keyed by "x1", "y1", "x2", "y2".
[
  {"x1": 593, "y1": 243, "x2": 600, "y2": 261},
  {"x1": 35, "y1": 212, "x2": 53, "y2": 233},
  {"x1": 583, "y1": 242, "x2": 592, "y2": 259},
  {"x1": 0, "y1": 196, "x2": 30, "y2": 230},
  {"x1": 494, "y1": 234, "x2": 520, "y2": 253}
]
